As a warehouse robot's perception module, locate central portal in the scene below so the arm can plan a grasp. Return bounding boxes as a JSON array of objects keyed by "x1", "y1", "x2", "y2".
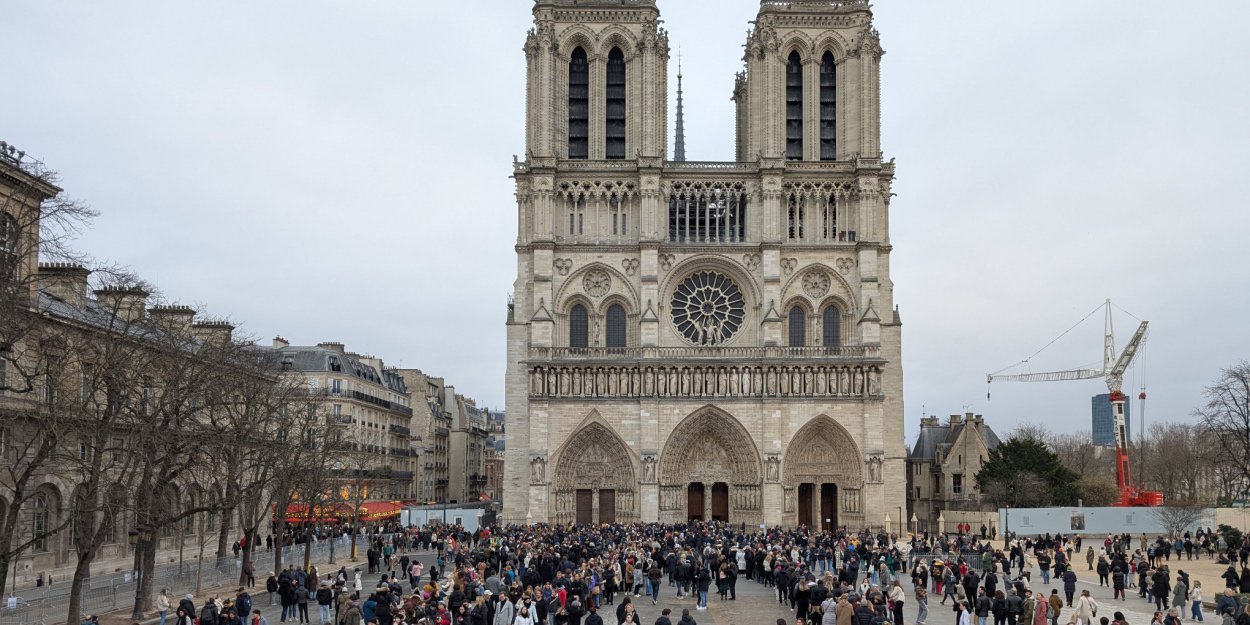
[{"x1": 798, "y1": 482, "x2": 838, "y2": 531}]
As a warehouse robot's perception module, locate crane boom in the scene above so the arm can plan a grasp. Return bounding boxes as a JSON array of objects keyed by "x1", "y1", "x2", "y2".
[
  {"x1": 1106, "y1": 321, "x2": 1149, "y2": 393},
  {"x1": 986, "y1": 368, "x2": 1104, "y2": 384}
]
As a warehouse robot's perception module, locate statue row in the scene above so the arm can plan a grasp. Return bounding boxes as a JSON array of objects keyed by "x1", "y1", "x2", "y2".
[{"x1": 529, "y1": 364, "x2": 883, "y2": 399}]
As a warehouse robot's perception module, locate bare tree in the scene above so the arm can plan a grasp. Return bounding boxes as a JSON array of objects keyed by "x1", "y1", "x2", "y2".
[
  {"x1": 1153, "y1": 505, "x2": 1207, "y2": 537},
  {"x1": 1195, "y1": 362, "x2": 1250, "y2": 495},
  {"x1": 0, "y1": 157, "x2": 98, "y2": 592}
]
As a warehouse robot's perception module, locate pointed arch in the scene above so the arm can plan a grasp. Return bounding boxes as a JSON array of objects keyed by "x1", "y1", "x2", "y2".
[
  {"x1": 783, "y1": 415, "x2": 863, "y2": 486},
  {"x1": 551, "y1": 413, "x2": 639, "y2": 524},
  {"x1": 659, "y1": 406, "x2": 761, "y2": 486},
  {"x1": 785, "y1": 50, "x2": 804, "y2": 160},
  {"x1": 605, "y1": 46, "x2": 627, "y2": 160},
  {"x1": 568, "y1": 46, "x2": 589, "y2": 160}
]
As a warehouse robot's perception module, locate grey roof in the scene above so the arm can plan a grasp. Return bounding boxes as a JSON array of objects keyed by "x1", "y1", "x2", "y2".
[
  {"x1": 272, "y1": 345, "x2": 407, "y2": 394},
  {"x1": 909, "y1": 420, "x2": 1001, "y2": 461},
  {"x1": 37, "y1": 289, "x2": 193, "y2": 345}
]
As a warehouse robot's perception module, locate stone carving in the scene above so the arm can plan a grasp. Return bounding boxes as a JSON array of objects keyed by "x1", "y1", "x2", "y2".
[
  {"x1": 554, "y1": 258, "x2": 573, "y2": 276},
  {"x1": 529, "y1": 364, "x2": 885, "y2": 400},
  {"x1": 743, "y1": 253, "x2": 761, "y2": 271},
  {"x1": 783, "y1": 417, "x2": 865, "y2": 486},
  {"x1": 621, "y1": 258, "x2": 639, "y2": 277},
  {"x1": 641, "y1": 454, "x2": 657, "y2": 484},
  {"x1": 583, "y1": 270, "x2": 611, "y2": 297},
  {"x1": 836, "y1": 257, "x2": 856, "y2": 275},
  {"x1": 530, "y1": 455, "x2": 547, "y2": 484},
  {"x1": 765, "y1": 454, "x2": 781, "y2": 482},
  {"x1": 670, "y1": 271, "x2": 745, "y2": 346},
  {"x1": 659, "y1": 253, "x2": 675, "y2": 271},
  {"x1": 866, "y1": 455, "x2": 884, "y2": 484},
  {"x1": 802, "y1": 270, "x2": 831, "y2": 298},
  {"x1": 781, "y1": 258, "x2": 798, "y2": 275},
  {"x1": 658, "y1": 410, "x2": 761, "y2": 486},
  {"x1": 551, "y1": 422, "x2": 639, "y2": 523}
]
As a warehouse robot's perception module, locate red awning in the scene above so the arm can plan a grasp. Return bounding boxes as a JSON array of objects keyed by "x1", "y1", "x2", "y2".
[
  {"x1": 282, "y1": 502, "x2": 354, "y2": 523},
  {"x1": 357, "y1": 501, "x2": 403, "y2": 521}
]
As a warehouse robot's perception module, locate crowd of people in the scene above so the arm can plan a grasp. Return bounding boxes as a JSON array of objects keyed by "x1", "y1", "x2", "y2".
[{"x1": 150, "y1": 522, "x2": 1250, "y2": 625}]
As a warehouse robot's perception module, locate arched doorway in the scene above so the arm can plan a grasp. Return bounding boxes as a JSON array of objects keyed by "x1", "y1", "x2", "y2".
[
  {"x1": 784, "y1": 416, "x2": 864, "y2": 530},
  {"x1": 658, "y1": 407, "x2": 763, "y2": 524},
  {"x1": 551, "y1": 420, "x2": 638, "y2": 524}
]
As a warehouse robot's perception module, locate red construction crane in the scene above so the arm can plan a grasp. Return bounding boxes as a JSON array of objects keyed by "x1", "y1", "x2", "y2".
[{"x1": 986, "y1": 300, "x2": 1162, "y2": 507}]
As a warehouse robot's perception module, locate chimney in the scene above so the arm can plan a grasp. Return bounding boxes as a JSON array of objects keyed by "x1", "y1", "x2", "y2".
[
  {"x1": 970, "y1": 413, "x2": 983, "y2": 425},
  {"x1": 317, "y1": 341, "x2": 346, "y2": 354},
  {"x1": 948, "y1": 414, "x2": 963, "y2": 426},
  {"x1": 35, "y1": 263, "x2": 91, "y2": 308},
  {"x1": 94, "y1": 286, "x2": 150, "y2": 323},
  {"x1": 148, "y1": 305, "x2": 196, "y2": 336},
  {"x1": 192, "y1": 320, "x2": 235, "y2": 347},
  {"x1": 272, "y1": 336, "x2": 289, "y2": 349},
  {"x1": 920, "y1": 416, "x2": 940, "y2": 428}
]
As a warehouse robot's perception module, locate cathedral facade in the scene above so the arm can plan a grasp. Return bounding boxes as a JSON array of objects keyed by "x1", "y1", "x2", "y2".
[{"x1": 503, "y1": 0, "x2": 904, "y2": 529}]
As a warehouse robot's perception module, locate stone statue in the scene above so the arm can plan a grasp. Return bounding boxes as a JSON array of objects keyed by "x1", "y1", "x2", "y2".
[
  {"x1": 530, "y1": 456, "x2": 547, "y2": 483},
  {"x1": 765, "y1": 455, "x2": 781, "y2": 482},
  {"x1": 642, "y1": 455, "x2": 657, "y2": 483}
]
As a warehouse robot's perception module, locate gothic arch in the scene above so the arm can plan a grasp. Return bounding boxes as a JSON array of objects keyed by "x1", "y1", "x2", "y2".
[
  {"x1": 556, "y1": 26, "x2": 598, "y2": 62},
  {"x1": 550, "y1": 413, "x2": 639, "y2": 523},
  {"x1": 659, "y1": 254, "x2": 761, "y2": 310},
  {"x1": 782, "y1": 415, "x2": 864, "y2": 486},
  {"x1": 555, "y1": 262, "x2": 639, "y2": 311},
  {"x1": 778, "y1": 31, "x2": 815, "y2": 62},
  {"x1": 597, "y1": 27, "x2": 637, "y2": 61},
  {"x1": 779, "y1": 262, "x2": 856, "y2": 314},
  {"x1": 813, "y1": 32, "x2": 852, "y2": 63},
  {"x1": 659, "y1": 406, "x2": 762, "y2": 486}
]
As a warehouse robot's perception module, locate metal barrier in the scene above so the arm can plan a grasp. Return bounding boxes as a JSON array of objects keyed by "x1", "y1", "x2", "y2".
[{"x1": 7, "y1": 536, "x2": 358, "y2": 625}]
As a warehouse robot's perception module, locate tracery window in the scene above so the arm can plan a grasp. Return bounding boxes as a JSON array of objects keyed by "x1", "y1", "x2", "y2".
[
  {"x1": 820, "y1": 51, "x2": 836, "y2": 161},
  {"x1": 788, "y1": 306, "x2": 807, "y2": 347},
  {"x1": 786, "y1": 52, "x2": 803, "y2": 160},
  {"x1": 670, "y1": 271, "x2": 745, "y2": 346},
  {"x1": 610, "y1": 195, "x2": 628, "y2": 237},
  {"x1": 667, "y1": 182, "x2": 747, "y2": 243},
  {"x1": 568, "y1": 47, "x2": 589, "y2": 160},
  {"x1": 822, "y1": 306, "x2": 842, "y2": 347},
  {"x1": 605, "y1": 47, "x2": 627, "y2": 160},
  {"x1": 569, "y1": 304, "x2": 589, "y2": 349},
  {"x1": 606, "y1": 304, "x2": 627, "y2": 348},
  {"x1": 788, "y1": 195, "x2": 804, "y2": 241},
  {"x1": 568, "y1": 194, "x2": 585, "y2": 236}
]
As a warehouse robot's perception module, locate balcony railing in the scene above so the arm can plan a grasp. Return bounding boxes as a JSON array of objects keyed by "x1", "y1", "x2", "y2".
[
  {"x1": 389, "y1": 424, "x2": 410, "y2": 436},
  {"x1": 530, "y1": 344, "x2": 879, "y2": 362}
]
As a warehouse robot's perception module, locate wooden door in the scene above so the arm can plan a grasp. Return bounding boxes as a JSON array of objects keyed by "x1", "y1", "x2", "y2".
[
  {"x1": 687, "y1": 483, "x2": 704, "y2": 521},
  {"x1": 798, "y1": 483, "x2": 814, "y2": 528},
  {"x1": 575, "y1": 489, "x2": 593, "y2": 525},
  {"x1": 711, "y1": 482, "x2": 729, "y2": 522},
  {"x1": 598, "y1": 489, "x2": 616, "y2": 524},
  {"x1": 821, "y1": 483, "x2": 837, "y2": 531}
]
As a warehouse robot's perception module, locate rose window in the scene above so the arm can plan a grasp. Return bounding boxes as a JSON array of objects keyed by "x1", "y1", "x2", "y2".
[{"x1": 670, "y1": 271, "x2": 745, "y2": 346}]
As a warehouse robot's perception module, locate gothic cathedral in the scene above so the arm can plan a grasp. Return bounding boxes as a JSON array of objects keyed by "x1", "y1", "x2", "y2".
[{"x1": 503, "y1": 0, "x2": 904, "y2": 530}]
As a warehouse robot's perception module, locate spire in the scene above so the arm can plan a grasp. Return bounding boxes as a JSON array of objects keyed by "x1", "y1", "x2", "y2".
[{"x1": 674, "y1": 46, "x2": 687, "y2": 162}]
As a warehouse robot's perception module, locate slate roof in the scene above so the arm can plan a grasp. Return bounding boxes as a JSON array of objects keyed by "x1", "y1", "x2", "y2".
[
  {"x1": 909, "y1": 419, "x2": 1002, "y2": 461},
  {"x1": 273, "y1": 345, "x2": 408, "y2": 395}
]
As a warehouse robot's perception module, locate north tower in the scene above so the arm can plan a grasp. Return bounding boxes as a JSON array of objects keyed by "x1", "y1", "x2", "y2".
[{"x1": 504, "y1": 0, "x2": 904, "y2": 530}]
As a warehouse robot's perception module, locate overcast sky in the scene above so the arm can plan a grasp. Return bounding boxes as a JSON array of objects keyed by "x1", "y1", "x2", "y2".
[{"x1": 4, "y1": 1, "x2": 1248, "y2": 445}]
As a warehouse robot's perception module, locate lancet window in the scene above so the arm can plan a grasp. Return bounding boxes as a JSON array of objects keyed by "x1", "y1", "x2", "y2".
[
  {"x1": 606, "y1": 304, "x2": 627, "y2": 349},
  {"x1": 568, "y1": 47, "x2": 589, "y2": 160},
  {"x1": 788, "y1": 306, "x2": 807, "y2": 347},
  {"x1": 786, "y1": 52, "x2": 803, "y2": 160},
  {"x1": 605, "y1": 47, "x2": 627, "y2": 160},
  {"x1": 820, "y1": 51, "x2": 836, "y2": 161},
  {"x1": 823, "y1": 306, "x2": 842, "y2": 347},
  {"x1": 569, "y1": 304, "x2": 589, "y2": 349}
]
